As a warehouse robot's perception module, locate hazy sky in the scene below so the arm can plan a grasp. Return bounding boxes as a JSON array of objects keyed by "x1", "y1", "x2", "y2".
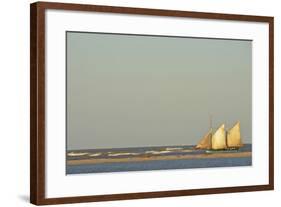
[{"x1": 66, "y1": 32, "x2": 252, "y2": 150}]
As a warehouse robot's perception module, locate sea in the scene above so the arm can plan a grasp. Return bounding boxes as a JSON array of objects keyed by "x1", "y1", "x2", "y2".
[{"x1": 66, "y1": 144, "x2": 252, "y2": 174}]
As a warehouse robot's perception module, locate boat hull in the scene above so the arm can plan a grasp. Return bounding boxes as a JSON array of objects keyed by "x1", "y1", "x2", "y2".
[{"x1": 205, "y1": 148, "x2": 239, "y2": 154}]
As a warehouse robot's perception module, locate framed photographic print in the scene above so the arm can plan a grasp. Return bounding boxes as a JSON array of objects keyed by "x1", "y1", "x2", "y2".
[{"x1": 30, "y1": 1, "x2": 274, "y2": 205}]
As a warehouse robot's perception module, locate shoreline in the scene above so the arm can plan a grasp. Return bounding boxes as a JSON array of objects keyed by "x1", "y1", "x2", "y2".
[{"x1": 67, "y1": 151, "x2": 251, "y2": 165}]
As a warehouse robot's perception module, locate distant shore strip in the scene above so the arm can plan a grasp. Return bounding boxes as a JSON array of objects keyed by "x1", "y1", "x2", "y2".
[{"x1": 67, "y1": 151, "x2": 251, "y2": 165}]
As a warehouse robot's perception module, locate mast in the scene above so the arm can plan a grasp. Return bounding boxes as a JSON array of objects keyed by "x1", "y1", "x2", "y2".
[
  {"x1": 209, "y1": 114, "x2": 212, "y2": 132},
  {"x1": 209, "y1": 114, "x2": 213, "y2": 149}
]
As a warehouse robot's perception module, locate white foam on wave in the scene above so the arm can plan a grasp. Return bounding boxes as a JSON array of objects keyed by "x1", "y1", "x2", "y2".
[
  {"x1": 67, "y1": 152, "x2": 89, "y2": 157},
  {"x1": 165, "y1": 147, "x2": 183, "y2": 151},
  {"x1": 145, "y1": 150, "x2": 172, "y2": 155},
  {"x1": 89, "y1": 153, "x2": 102, "y2": 157},
  {"x1": 108, "y1": 152, "x2": 140, "y2": 157}
]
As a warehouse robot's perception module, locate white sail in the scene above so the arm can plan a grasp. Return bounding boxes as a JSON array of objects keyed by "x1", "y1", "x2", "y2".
[
  {"x1": 227, "y1": 121, "x2": 243, "y2": 148},
  {"x1": 195, "y1": 130, "x2": 212, "y2": 149},
  {"x1": 211, "y1": 124, "x2": 227, "y2": 150}
]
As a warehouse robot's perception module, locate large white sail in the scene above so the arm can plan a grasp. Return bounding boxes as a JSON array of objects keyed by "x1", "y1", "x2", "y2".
[
  {"x1": 195, "y1": 130, "x2": 212, "y2": 149},
  {"x1": 227, "y1": 121, "x2": 243, "y2": 148},
  {"x1": 211, "y1": 124, "x2": 227, "y2": 150}
]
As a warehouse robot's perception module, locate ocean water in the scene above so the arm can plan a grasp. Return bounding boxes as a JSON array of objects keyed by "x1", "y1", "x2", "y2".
[
  {"x1": 66, "y1": 144, "x2": 252, "y2": 174},
  {"x1": 66, "y1": 157, "x2": 251, "y2": 174}
]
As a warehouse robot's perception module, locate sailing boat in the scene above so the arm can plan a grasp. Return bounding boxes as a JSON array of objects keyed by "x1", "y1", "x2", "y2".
[{"x1": 195, "y1": 121, "x2": 243, "y2": 153}]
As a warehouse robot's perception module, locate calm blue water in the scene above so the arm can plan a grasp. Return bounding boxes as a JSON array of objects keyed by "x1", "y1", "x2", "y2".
[
  {"x1": 67, "y1": 157, "x2": 251, "y2": 174},
  {"x1": 66, "y1": 144, "x2": 252, "y2": 174}
]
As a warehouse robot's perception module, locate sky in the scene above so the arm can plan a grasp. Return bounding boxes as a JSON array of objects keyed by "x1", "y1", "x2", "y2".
[{"x1": 66, "y1": 32, "x2": 252, "y2": 150}]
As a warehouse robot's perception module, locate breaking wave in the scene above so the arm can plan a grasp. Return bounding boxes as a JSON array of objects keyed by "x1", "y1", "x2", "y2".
[
  {"x1": 89, "y1": 153, "x2": 102, "y2": 157},
  {"x1": 108, "y1": 152, "x2": 140, "y2": 157},
  {"x1": 145, "y1": 150, "x2": 172, "y2": 155},
  {"x1": 68, "y1": 152, "x2": 89, "y2": 157},
  {"x1": 165, "y1": 147, "x2": 183, "y2": 151}
]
